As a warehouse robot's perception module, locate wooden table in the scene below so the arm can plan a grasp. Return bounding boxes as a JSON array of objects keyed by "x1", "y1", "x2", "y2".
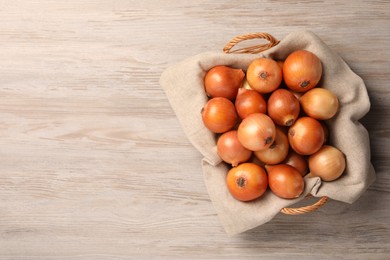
[{"x1": 1, "y1": 1, "x2": 389, "y2": 258}]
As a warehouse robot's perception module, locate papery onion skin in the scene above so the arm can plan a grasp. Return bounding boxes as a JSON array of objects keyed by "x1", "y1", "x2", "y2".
[
  {"x1": 254, "y1": 127, "x2": 289, "y2": 165},
  {"x1": 204, "y1": 65, "x2": 245, "y2": 100},
  {"x1": 283, "y1": 151, "x2": 308, "y2": 176},
  {"x1": 308, "y1": 145, "x2": 346, "y2": 181},
  {"x1": 268, "y1": 89, "x2": 300, "y2": 126},
  {"x1": 300, "y1": 88, "x2": 339, "y2": 120},
  {"x1": 235, "y1": 88, "x2": 267, "y2": 119},
  {"x1": 288, "y1": 117, "x2": 324, "y2": 155},
  {"x1": 266, "y1": 164, "x2": 305, "y2": 199},
  {"x1": 201, "y1": 97, "x2": 237, "y2": 133},
  {"x1": 217, "y1": 130, "x2": 252, "y2": 167},
  {"x1": 283, "y1": 50, "x2": 322, "y2": 92},
  {"x1": 238, "y1": 113, "x2": 276, "y2": 151},
  {"x1": 226, "y1": 163, "x2": 268, "y2": 201},
  {"x1": 246, "y1": 58, "x2": 282, "y2": 94}
]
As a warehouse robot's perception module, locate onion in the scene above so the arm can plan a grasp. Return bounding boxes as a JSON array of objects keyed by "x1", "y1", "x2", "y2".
[
  {"x1": 283, "y1": 151, "x2": 308, "y2": 176},
  {"x1": 226, "y1": 163, "x2": 268, "y2": 201},
  {"x1": 235, "y1": 88, "x2": 267, "y2": 119},
  {"x1": 201, "y1": 97, "x2": 237, "y2": 133},
  {"x1": 300, "y1": 88, "x2": 339, "y2": 120},
  {"x1": 204, "y1": 65, "x2": 245, "y2": 100},
  {"x1": 246, "y1": 58, "x2": 282, "y2": 93},
  {"x1": 308, "y1": 145, "x2": 346, "y2": 181},
  {"x1": 288, "y1": 117, "x2": 324, "y2": 155},
  {"x1": 283, "y1": 50, "x2": 322, "y2": 92},
  {"x1": 320, "y1": 121, "x2": 329, "y2": 144},
  {"x1": 266, "y1": 164, "x2": 305, "y2": 199},
  {"x1": 241, "y1": 78, "x2": 253, "y2": 90},
  {"x1": 237, "y1": 113, "x2": 276, "y2": 151},
  {"x1": 217, "y1": 130, "x2": 252, "y2": 167},
  {"x1": 254, "y1": 127, "x2": 289, "y2": 165},
  {"x1": 267, "y1": 89, "x2": 300, "y2": 126},
  {"x1": 276, "y1": 60, "x2": 284, "y2": 71}
]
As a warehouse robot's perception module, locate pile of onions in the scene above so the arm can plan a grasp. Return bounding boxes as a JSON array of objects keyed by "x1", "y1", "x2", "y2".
[{"x1": 201, "y1": 50, "x2": 345, "y2": 202}]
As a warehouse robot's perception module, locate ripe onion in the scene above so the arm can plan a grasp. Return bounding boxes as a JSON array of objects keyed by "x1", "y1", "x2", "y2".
[
  {"x1": 235, "y1": 88, "x2": 267, "y2": 119},
  {"x1": 201, "y1": 97, "x2": 237, "y2": 133},
  {"x1": 226, "y1": 163, "x2": 268, "y2": 201},
  {"x1": 320, "y1": 121, "x2": 329, "y2": 144},
  {"x1": 283, "y1": 151, "x2": 308, "y2": 176},
  {"x1": 267, "y1": 89, "x2": 300, "y2": 126},
  {"x1": 266, "y1": 164, "x2": 305, "y2": 199},
  {"x1": 204, "y1": 65, "x2": 245, "y2": 100},
  {"x1": 238, "y1": 113, "x2": 276, "y2": 151},
  {"x1": 308, "y1": 145, "x2": 346, "y2": 181},
  {"x1": 276, "y1": 60, "x2": 284, "y2": 71},
  {"x1": 241, "y1": 78, "x2": 253, "y2": 90},
  {"x1": 255, "y1": 127, "x2": 289, "y2": 165},
  {"x1": 246, "y1": 58, "x2": 282, "y2": 93},
  {"x1": 217, "y1": 130, "x2": 252, "y2": 167},
  {"x1": 283, "y1": 50, "x2": 322, "y2": 92},
  {"x1": 300, "y1": 88, "x2": 339, "y2": 120},
  {"x1": 288, "y1": 117, "x2": 324, "y2": 155}
]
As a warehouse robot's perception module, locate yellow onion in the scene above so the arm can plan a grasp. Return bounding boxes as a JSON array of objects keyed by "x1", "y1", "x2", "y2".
[
  {"x1": 235, "y1": 88, "x2": 267, "y2": 119},
  {"x1": 201, "y1": 97, "x2": 237, "y2": 133},
  {"x1": 300, "y1": 88, "x2": 339, "y2": 120},
  {"x1": 237, "y1": 113, "x2": 276, "y2": 151},
  {"x1": 204, "y1": 65, "x2": 245, "y2": 100},
  {"x1": 288, "y1": 117, "x2": 324, "y2": 155},
  {"x1": 283, "y1": 50, "x2": 322, "y2": 92},
  {"x1": 266, "y1": 164, "x2": 305, "y2": 199},
  {"x1": 255, "y1": 127, "x2": 289, "y2": 165},
  {"x1": 246, "y1": 58, "x2": 282, "y2": 93},
  {"x1": 217, "y1": 130, "x2": 252, "y2": 167},
  {"x1": 283, "y1": 151, "x2": 308, "y2": 176},
  {"x1": 267, "y1": 89, "x2": 300, "y2": 126},
  {"x1": 308, "y1": 145, "x2": 346, "y2": 181},
  {"x1": 241, "y1": 78, "x2": 253, "y2": 90}
]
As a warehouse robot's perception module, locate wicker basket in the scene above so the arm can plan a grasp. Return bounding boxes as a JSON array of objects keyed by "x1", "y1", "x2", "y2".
[{"x1": 223, "y1": 32, "x2": 328, "y2": 215}]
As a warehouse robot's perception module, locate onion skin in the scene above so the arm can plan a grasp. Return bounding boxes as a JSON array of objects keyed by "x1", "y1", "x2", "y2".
[
  {"x1": 267, "y1": 89, "x2": 300, "y2": 126},
  {"x1": 241, "y1": 78, "x2": 253, "y2": 90},
  {"x1": 204, "y1": 65, "x2": 245, "y2": 100},
  {"x1": 201, "y1": 97, "x2": 237, "y2": 133},
  {"x1": 320, "y1": 121, "x2": 329, "y2": 144},
  {"x1": 276, "y1": 60, "x2": 284, "y2": 70},
  {"x1": 246, "y1": 58, "x2": 282, "y2": 94},
  {"x1": 283, "y1": 50, "x2": 322, "y2": 92},
  {"x1": 238, "y1": 113, "x2": 276, "y2": 151},
  {"x1": 226, "y1": 163, "x2": 268, "y2": 201},
  {"x1": 254, "y1": 127, "x2": 289, "y2": 165},
  {"x1": 288, "y1": 117, "x2": 324, "y2": 155},
  {"x1": 235, "y1": 88, "x2": 267, "y2": 119},
  {"x1": 217, "y1": 130, "x2": 252, "y2": 167},
  {"x1": 266, "y1": 164, "x2": 305, "y2": 199},
  {"x1": 300, "y1": 88, "x2": 339, "y2": 120},
  {"x1": 283, "y1": 151, "x2": 308, "y2": 176},
  {"x1": 308, "y1": 145, "x2": 346, "y2": 181}
]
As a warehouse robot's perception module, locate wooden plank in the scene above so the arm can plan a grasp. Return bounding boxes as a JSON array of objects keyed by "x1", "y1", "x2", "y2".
[{"x1": 0, "y1": 0, "x2": 389, "y2": 258}]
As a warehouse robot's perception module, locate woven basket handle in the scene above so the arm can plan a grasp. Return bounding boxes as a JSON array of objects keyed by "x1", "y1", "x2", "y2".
[
  {"x1": 223, "y1": 32, "x2": 328, "y2": 215},
  {"x1": 223, "y1": 32, "x2": 280, "y2": 54},
  {"x1": 281, "y1": 195, "x2": 328, "y2": 215}
]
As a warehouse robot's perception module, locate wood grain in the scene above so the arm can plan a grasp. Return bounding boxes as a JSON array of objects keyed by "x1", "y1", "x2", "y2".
[{"x1": 0, "y1": 0, "x2": 389, "y2": 258}]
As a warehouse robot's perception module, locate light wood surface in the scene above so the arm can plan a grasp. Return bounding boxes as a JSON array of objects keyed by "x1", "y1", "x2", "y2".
[{"x1": 0, "y1": 1, "x2": 389, "y2": 259}]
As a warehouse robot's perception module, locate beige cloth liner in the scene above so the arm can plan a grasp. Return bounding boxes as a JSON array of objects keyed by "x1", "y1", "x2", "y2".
[{"x1": 159, "y1": 30, "x2": 376, "y2": 235}]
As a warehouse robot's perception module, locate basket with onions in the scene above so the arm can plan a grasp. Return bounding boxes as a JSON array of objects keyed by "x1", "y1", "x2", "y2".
[
  {"x1": 160, "y1": 30, "x2": 375, "y2": 234},
  {"x1": 202, "y1": 41, "x2": 345, "y2": 210}
]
